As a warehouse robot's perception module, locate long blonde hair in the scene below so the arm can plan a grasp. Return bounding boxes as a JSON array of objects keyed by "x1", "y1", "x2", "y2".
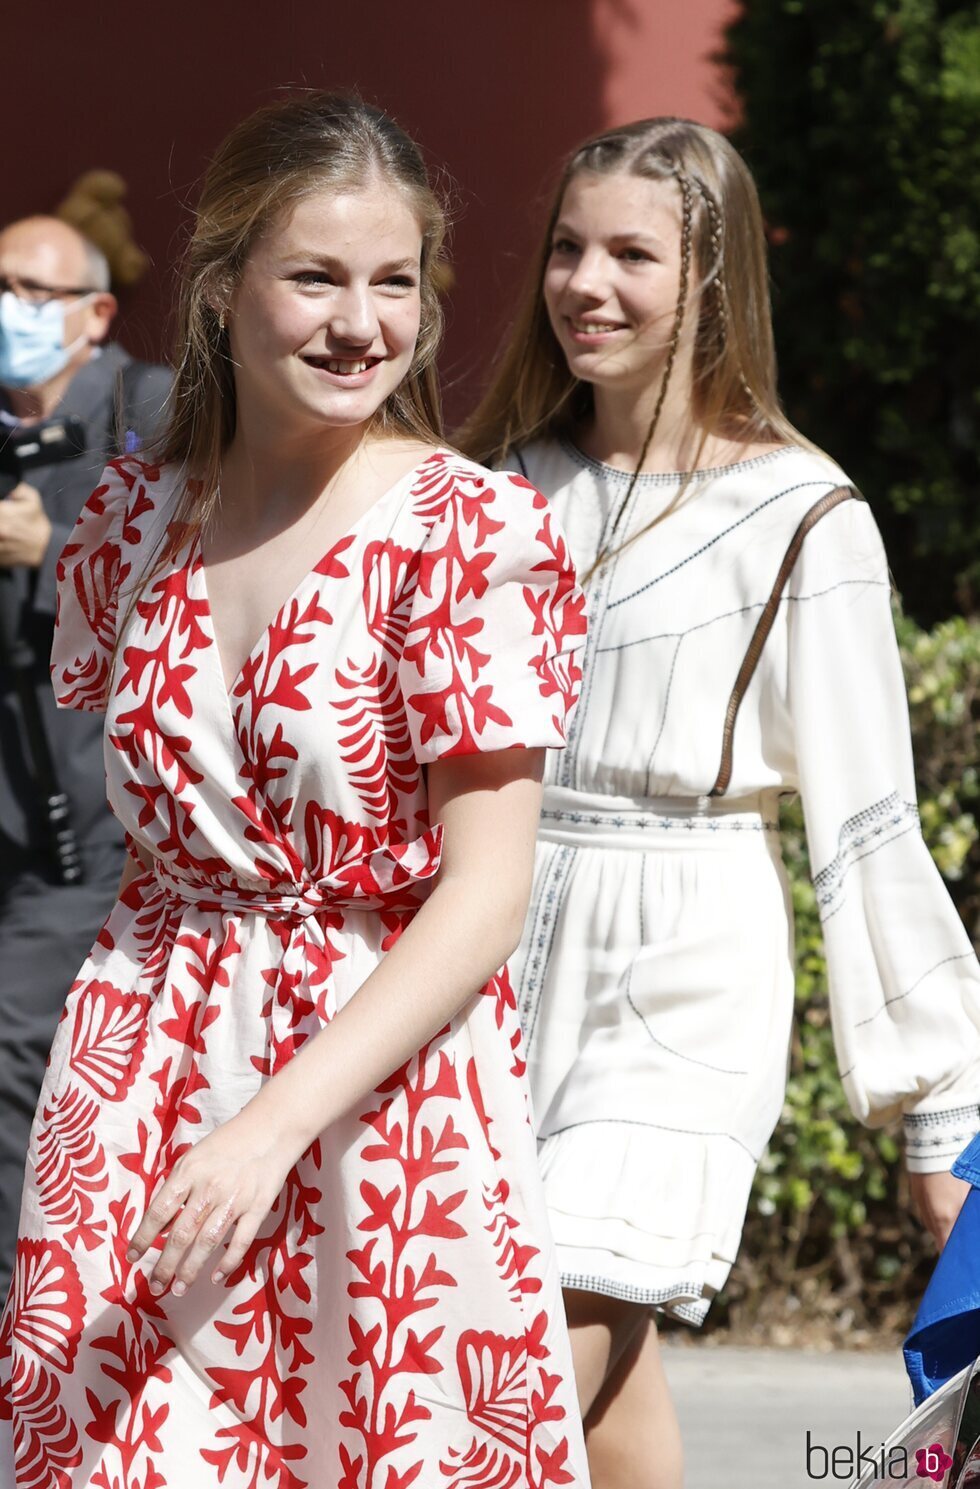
[
  {"x1": 458, "y1": 117, "x2": 816, "y2": 570},
  {"x1": 150, "y1": 91, "x2": 448, "y2": 562}
]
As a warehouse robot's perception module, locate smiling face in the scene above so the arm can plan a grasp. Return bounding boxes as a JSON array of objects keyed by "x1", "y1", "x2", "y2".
[
  {"x1": 226, "y1": 176, "x2": 424, "y2": 441},
  {"x1": 543, "y1": 169, "x2": 694, "y2": 397}
]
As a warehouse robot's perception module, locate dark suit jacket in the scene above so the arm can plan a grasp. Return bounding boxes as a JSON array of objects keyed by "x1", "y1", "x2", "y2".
[{"x1": 0, "y1": 343, "x2": 172, "y2": 859}]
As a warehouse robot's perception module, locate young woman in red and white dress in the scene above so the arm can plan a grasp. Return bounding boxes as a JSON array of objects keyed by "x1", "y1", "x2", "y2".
[
  {"x1": 461, "y1": 116, "x2": 980, "y2": 1489},
  {"x1": 0, "y1": 94, "x2": 591, "y2": 1489}
]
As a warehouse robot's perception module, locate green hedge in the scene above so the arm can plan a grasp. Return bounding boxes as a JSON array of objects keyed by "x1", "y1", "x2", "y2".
[
  {"x1": 714, "y1": 613, "x2": 980, "y2": 1337},
  {"x1": 724, "y1": 0, "x2": 980, "y2": 624},
  {"x1": 714, "y1": 0, "x2": 980, "y2": 1338}
]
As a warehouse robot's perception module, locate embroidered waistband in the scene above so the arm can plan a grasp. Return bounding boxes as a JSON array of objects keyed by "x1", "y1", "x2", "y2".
[{"x1": 539, "y1": 786, "x2": 780, "y2": 835}]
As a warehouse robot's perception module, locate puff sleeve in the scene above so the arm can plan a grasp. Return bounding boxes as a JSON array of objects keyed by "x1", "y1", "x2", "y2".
[
  {"x1": 397, "y1": 466, "x2": 587, "y2": 763},
  {"x1": 50, "y1": 458, "x2": 135, "y2": 713},
  {"x1": 786, "y1": 494, "x2": 980, "y2": 1171}
]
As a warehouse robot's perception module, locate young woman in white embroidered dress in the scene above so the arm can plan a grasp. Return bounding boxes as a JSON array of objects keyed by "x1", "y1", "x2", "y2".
[
  {"x1": 460, "y1": 117, "x2": 980, "y2": 1489},
  {"x1": 0, "y1": 95, "x2": 592, "y2": 1488}
]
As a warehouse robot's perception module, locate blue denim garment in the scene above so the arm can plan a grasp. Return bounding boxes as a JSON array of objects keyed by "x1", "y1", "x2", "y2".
[
  {"x1": 952, "y1": 1133, "x2": 980, "y2": 1187},
  {"x1": 904, "y1": 1134, "x2": 980, "y2": 1404}
]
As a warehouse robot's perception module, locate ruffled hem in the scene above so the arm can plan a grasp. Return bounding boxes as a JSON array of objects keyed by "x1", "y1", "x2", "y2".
[
  {"x1": 538, "y1": 1120, "x2": 758, "y2": 1325},
  {"x1": 556, "y1": 1246, "x2": 720, "y2": 1327}
]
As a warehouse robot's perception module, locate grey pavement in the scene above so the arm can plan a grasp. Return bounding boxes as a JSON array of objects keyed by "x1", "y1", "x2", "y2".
[{"x1": 661, "y1": 1344, "x2": 912, "y2": 1488}]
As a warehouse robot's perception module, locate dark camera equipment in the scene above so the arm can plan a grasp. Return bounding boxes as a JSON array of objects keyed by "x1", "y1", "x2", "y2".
[
  {"x1": 0, "y1": 415, "x2": 88, "y2": 884},
  {"x1": 0, "y1": 416, "x2": 86, "y2": 477}
]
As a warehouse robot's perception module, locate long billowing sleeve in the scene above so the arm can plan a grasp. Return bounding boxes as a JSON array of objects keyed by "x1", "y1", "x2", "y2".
[{"x1": 786, "y1": 495, "x2": 980, "y2": 1171}]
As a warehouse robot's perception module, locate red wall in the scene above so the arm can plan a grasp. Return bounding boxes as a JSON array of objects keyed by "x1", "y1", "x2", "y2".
[
  {"x1": 595, "y1": 0, "x2": 738, "y2": 128},
  {"x1": 7, "y1": 0, "x2": 732, "y2": 423}
]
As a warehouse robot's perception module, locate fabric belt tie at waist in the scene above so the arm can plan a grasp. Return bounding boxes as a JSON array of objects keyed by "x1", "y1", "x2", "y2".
[{"x1": 147, "y1": 824, "x2": 444, "y2": 919}]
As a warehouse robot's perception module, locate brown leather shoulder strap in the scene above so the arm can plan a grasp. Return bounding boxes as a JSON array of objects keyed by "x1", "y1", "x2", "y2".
[{"x1": 708, "y1": 484, "x2": 859, "y2": 798}]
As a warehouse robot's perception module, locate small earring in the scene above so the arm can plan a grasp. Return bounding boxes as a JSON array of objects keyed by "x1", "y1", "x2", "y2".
[{"x1": 218, "y1": 309, "x2": 226, "y2": 333}]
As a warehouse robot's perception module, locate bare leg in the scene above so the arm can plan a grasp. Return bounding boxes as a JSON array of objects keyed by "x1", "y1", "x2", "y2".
[
  {"x1": 586, "y1": 1315, "x2": 684, "y2": 1489},
  {"x1": 563, "y1": 1287, "x2": 643, "y2": 1416},
  {"x1": 564, "y1": 1288, "x2": 684, "y2": 1489}
]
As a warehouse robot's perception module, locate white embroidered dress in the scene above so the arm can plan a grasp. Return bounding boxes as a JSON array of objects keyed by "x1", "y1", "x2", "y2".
[{"x1": 506, "y1": 439, "x2": 980, "y2": 1325}]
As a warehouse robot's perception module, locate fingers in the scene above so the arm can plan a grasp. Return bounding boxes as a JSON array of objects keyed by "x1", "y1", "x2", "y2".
[
  {"x1": 0, "y1": 486, "x2": 51, "y2": 567},
  {"x1": 146, "y1": 1189, "x2": 223, "y2": 1297},
  {"x1": 129, "y1": 1177, "x2": 265, "y2": 1297},
  {"x1": 123, "y1": 1114, "x2": 288, "y2": 1299},
  {"x1": 128, "y1": 1166, "x2": 244, "y2": 1295},
  {"x1": 8, "y1": 482, "x2": 42, "y2": 507},
  {"x1": 212, "y1": 1210, "x2": 263, "y2": 1285},
  {"x1": 168, "y1": 1200, "x2": 237, "y2": 1296},
  {"x1": 155, "y1": 1196, "x2": 265, "y2": 1294},
  {"x1": 127, "y1": 1174, "x2": 192, "y2": 1263}
]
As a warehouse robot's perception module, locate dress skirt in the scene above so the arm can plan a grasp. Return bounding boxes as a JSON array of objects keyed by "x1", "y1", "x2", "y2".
[{"x1": 512, "y1": 787, "x2": 796, "y2": 1326}]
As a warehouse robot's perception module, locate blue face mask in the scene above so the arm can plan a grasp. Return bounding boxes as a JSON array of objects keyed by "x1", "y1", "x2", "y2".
[{"x1": 0, "y1": 290, "x2": 93, "y2": 390}]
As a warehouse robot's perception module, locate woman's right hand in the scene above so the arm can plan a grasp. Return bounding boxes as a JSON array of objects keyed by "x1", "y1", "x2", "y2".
[
  {"x1": 909, "y1": 1169, "x2": 970, "y2": 1250},
  {"x1": 126, "y1": 1102, "x2": 299, "y2": 1296}
]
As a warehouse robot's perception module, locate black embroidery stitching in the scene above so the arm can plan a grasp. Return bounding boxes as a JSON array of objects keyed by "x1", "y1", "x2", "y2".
[
  {"x1": 559, "y1": 474, "x2": 647, "y2": 787},
  {"x1": 903, "y1": 1103, "x2": 980, "y2": 1128},
  {"x1": 905, "y1": 1129, "x2": 979, "y2": 1153},
  {"x1": 854, "y1": 951, "x2": 978, "y2": 1029},
  {"x1": 558, "y1": 465, "x2": 860, "y2": 789},
  {"x1": 558, "y1": 1271, "x2": 712, "y2": 1323},
  {"x1": 624, "y1": 996, "x2": 750, "y2": 1075},
  {"x1": 608, "y1": 480, "x2": 836, "y2": 609},
  {"x1": 813, "y1": 793, "x2": 920, "y2": 919},
  {"x1": 518, "y1": 844, "x2": 576, "y2": 1054},
  {"x1": 819, "y1": 823, "x2": 922, "y2": 924},
  {"x1": 596, "y1": 578, "x2": 890, "y2": 656},
  {"x1": 540, "y1": 809, "x2": 778, "y2": 833},
  {"x1": 643, "y1": 634, "x2": 684, "y2": 790},
  {"x1": 624, "y1": 855, "x2": 750, "y2": 1075},
  {"x1": 558, "y1": 437, "x2": 799, "y2": 486}
]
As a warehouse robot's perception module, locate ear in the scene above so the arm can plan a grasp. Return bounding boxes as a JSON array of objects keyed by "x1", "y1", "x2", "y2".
[{"x1": 84, "y1": 292, "x2": 117, "y2": 345}]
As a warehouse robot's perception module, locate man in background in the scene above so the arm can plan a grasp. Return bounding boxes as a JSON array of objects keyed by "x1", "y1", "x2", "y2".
[{"x1": 0, "y1": 215, "x2": 170, "y2": 1295}]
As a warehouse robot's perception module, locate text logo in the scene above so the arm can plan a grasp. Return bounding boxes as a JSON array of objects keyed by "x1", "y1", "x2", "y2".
[
  {"x1": 915, "y1": 1442, "x2": 953, "y2": 1482},
  {"x1": 806, "y1": 1431, "x2": 905, "y2": 1480}
]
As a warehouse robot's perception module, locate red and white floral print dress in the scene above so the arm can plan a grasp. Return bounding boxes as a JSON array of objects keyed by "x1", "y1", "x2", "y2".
[{"x1": 0, "y1": 449, "x2": 589, "y2": 1489}]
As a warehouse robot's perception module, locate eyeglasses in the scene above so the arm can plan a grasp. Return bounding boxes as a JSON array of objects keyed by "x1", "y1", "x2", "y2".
[{"x1": 0, "y1": 273, "x2": 98, "y2": 307}]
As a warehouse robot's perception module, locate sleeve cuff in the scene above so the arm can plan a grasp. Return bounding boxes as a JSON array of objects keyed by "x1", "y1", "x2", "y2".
[
  {"x1": 33, "y1": 519, "x2": 72, "y2": 617},
  {"x1": 903, "y1": 1103, "x2": 980, "y2": 1173}
]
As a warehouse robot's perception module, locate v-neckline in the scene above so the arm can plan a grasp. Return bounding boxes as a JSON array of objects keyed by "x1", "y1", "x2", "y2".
[{"x1": 197, "y1": 448, "x2": 444, "y2": 701}]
